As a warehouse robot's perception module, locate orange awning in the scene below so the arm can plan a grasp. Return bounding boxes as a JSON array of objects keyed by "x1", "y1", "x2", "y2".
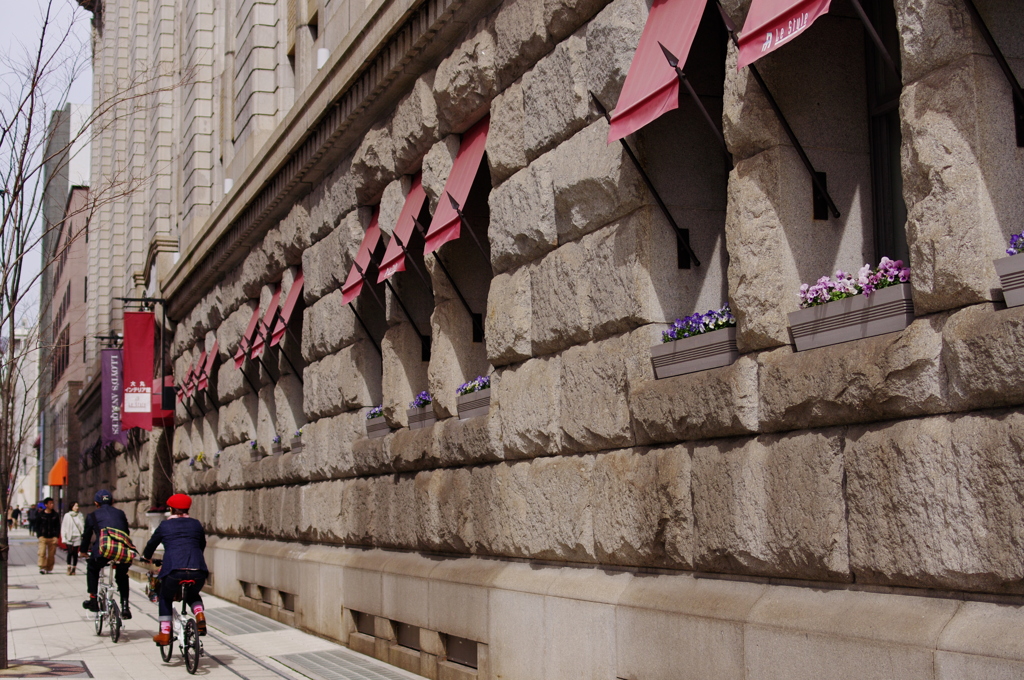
[{"x1": 47, "y1": 456, "x2": 68, "y2": 486}]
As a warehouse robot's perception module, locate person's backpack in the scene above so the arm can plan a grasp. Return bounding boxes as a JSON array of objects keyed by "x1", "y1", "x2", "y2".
[{"x1": 98, "y1": 527, "x2": 136, "y2": 563}]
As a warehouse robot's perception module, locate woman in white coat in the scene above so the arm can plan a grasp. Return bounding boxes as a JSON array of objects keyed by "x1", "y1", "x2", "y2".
[{"x1": 60, "y1": 502, "x2": 85, "y2": 575}]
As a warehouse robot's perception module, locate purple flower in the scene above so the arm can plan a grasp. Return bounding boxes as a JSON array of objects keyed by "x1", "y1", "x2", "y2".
[
  {"x1": 367, "y1": 405, "x2": 384, "y2": 420},
  {"x1": 409, "y1": 391, "x2": 432, "y2": 409},
  {"x1": 1009, "y1": 233, "x2": 1024, "y2": 256},
  {"x1": 798, "y1": 258, "x2": 911, "y2": 309},
  {"x1": 456, "y1": 375, "x2": 491, "y2": 396},
  {"x1": 661, "y1": 303, "x2": 736, "y2": 343}
]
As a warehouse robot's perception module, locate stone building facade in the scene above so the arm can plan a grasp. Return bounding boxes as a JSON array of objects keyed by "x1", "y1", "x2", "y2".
[{"x1": 81, "y1": 0, "x2": 1024, "y2": 676}]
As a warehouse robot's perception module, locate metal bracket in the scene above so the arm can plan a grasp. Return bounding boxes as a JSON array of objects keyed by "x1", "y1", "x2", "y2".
[
  {"x1": 658, "y1": 42, "x2": 732, "y2": 167},
  {"x1": 412, "y1": 216, "x2": 486, "y2": 342},
  {"x1": 962, "y1": 0, "x2": 1024, "y2": 111}
]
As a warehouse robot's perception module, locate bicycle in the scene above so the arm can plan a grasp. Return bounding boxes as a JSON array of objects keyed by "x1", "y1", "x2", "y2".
[
  {"x1": 92, "y1": 563, "x2": 123, "y2": 643},
  {"x1": 151, "y1": 560, "x2": 204, "y2": 674}
]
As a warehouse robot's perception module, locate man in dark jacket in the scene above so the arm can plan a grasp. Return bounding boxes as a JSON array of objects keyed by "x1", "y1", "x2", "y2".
[
  {"x1": 26, "y1": 504, "x2": 37, "y2": 536},
  {"x1": 80, "y1": 489, "x2": 133, "y2": 619},
  {"x1": 143, "y1": 493, "x2": 209, "y2": 645},
  {"x1": 35, "y1": 497, "x2": 61, "y2": 574}
]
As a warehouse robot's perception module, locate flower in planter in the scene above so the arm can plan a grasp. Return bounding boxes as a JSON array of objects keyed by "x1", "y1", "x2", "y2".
[
  {"x1": 367, "y1": 405, "x2": 383, "y2": 420},
  {"x1": 662, "y1": 304, "x2": 736, "y2": 343},
  {"x1": 798, "y1": 257, "x2": 910, "y2": 309},
  {"x1": 249, "y1": 440, "x2": 257, "y2": 449},
  {"x1": 409, "y1": 391, "x2": 432, "y2": 409},
  {"x1": 196, "y1": 451, "x2": 206, "y2": 465},
  {"x1": 214, "y1": 450, "x2": 222, "y2": 462},
  {"x1": 1008, "y1": 233, "x2": 1024, "y2": 256},
  {"x1": 189, "y1": 457, "x2": 196, "y2": 468},
  {"x1": 293, "y1": 427, "x2": 304, "y2": 438},
  {"x1": 272, "y1": 434, "x2": 282, "y2": 445},
  {"x1": 456, "y1": 375, "x2": 491, "y2": 396}
]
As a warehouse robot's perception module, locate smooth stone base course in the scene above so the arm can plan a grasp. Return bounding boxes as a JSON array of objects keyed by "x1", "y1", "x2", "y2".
[
  {"x1": 457, "y1": 388, "x2": 491, "y2": 420},
  {"x1": 994, "y1": 253, "x2": 1024, "y2": 308},
  {"x1": 205, "y1": 536, "x2": 1024, "y2": 680},
  {"x1": 788, "y1": 283, "x2": 914, "y2": 352},
  {"x1": 651, "y1": 327, "x2": 739, "y2": 379}
]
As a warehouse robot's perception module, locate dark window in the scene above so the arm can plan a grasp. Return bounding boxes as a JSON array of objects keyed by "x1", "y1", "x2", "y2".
[
  {"x1": 445, "y1": 635, "x2": 478, "y2": 669},
  {"x1": 353, "y1": 611, "x2": 375, "y2": 637},
  {"x1": 394, "y1": 622, "x2": 420, "y2": 650},
  {"x1": 865, "y1": 0, "x2": 908, "y2": 263}
]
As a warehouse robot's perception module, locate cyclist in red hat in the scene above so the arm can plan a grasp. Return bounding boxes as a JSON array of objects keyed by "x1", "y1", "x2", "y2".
[{"x1": 142, "y1": 493, "x2": 209, "y2": 644}]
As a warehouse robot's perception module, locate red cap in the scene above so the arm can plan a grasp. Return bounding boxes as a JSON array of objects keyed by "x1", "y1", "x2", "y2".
[{"x1": 166, "y1": 494, "x2": 192, "y2": 510}]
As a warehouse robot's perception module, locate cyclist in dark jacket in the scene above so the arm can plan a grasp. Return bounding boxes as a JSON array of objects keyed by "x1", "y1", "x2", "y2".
[
  {"x1": 80, "y1": 489, "x2": 133, "y2": 619},
  {"x1": 143, "y1": 493, "x2": 209, "y2": 645}
]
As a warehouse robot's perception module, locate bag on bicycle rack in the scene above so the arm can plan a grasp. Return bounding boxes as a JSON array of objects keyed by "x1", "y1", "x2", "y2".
[{"x1": 98, "y1": 527, "x2": 136, "y2": 563}]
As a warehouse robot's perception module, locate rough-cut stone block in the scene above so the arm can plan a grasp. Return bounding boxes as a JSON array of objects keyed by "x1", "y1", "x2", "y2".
[
  {"x1": 549, "y1": 118, "x2": 646, "y2": 244},
  {"x1": 391, "y1": 72, "x2": 440, "y2": 175},
  {"x1": 308, "y1": 162, "x2": 356, "y2": 243},
  {"x1": 894, "y1": 0, "x2": 974, "y2": 84},
  {"x1": 381, "y1": 323, "x2": 430, "y2": 429},
  {"x1": 241, "y1": 246, "x2": 271, "y2": 299},
  {"x1": 693, "y1": 429, "x2": 850, "y2": 581},
  {"x1": 351, "y1": 123, "x2": 396, "y2": 205},
  {"x1": 558, "y1": 334, "x2": 635, "y2": 453},
  {"x1": 304, "y1": 341, "x2": 382, "y2": 420},
  {"x1": 433, "y1": 20, "x2": 499, "y2": 135},
  {"x1": 420, "y1": 136, "x2": 461, "y2": 214},
  {"x1": 944, "y1": 303, "x2": 1024, "y2": 411},
  {"x1": 217, "y1": 393, "x2": 258, "y2": 447},
  {"x1": 432, "y1": 410, "x2": 504, "y2": 469},
  {"x1": 522, "y1": 33, "x2": 590, "y2": 162},
  {"x1": 496, "y1": 355, "x2": 562, "y2": 458},
  {"x1": 216, "y1": 356, "x2": 249, "y2": 403},
  {"x1": 630, "y1": 354, "x2": 760, "y2": 445},
  {"x1": 544, "y1": 0, "x2": 612, "y2": 42},
  {"x1": 592, "y1": 446, "x2": 692, "y2": 568},
  {"x1": 492, "y1": 0, "x2": 553, "y2": 92},
  {"x1": 377, "y1": 178, "x2": 407, "y2": 240},
  {"x1": 416, "y1": 467, "x2": 476, "y2": 553},
  {"x1": 488, "y1": 156, "x2": 556, "y2": 274},
  {"x1": 302, "y1": 289, "x2": 360, "y2": 363},
  {"x1": 486, "y1": 82, "x2": 528, "y2": 185},
  {"x1": 302, "y1": 220, "x2": 346, "y2": 304},
  {"x1": 901, "y1": 56, "x2": 1012, "y2": 313},
  {"x1": 584, "y1": 0, "x2": 646, "y2": 112},
  {"x1": 759, "y1": 315, "x2": 947, "y2": 432},
  {"x1": 485, "y1": 267, "x2": 532, "y2": 366},
  {"x1": 846, "y1": 411, "x2": 1024, "y2": 593}
]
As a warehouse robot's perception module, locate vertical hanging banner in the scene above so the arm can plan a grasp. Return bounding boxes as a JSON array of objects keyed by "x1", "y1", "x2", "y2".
[
  {"x1": 122, "y1": 311, "x2": 155, "y2": 431},
  {"x1": 101, "y1": 349, "x2": 129, "y2": 447}
]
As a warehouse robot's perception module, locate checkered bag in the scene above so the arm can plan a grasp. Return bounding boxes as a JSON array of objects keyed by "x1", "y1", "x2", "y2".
[{"x1": 98, "y1": 527, "x2": 136, "y2": 564}]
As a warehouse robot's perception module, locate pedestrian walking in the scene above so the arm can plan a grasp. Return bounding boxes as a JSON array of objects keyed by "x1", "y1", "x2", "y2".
[
  {"x1": 12, "y1": 505, "x2": 21, "y2": 528},
  {"x1": 36, "y1": 497, "x2": 60, "y2": 574},
  {"x1": 61, "y1": 502, "x2": 85, "y2": 575},
  {"x1": 27, "y1": 503, "x2": 38, "y2": 536}
]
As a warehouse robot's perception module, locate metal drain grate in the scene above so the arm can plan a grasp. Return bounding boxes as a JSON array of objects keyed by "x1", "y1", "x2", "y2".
[
  {"x1": 275, "y1": 649, "x2": 418, "y2": 680},
  {"x1": 206, "y1": 606, "x2": 290, "y2": 636}
]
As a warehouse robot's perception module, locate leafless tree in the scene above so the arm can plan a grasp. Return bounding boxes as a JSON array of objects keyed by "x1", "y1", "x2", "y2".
[{"x1": 0, "y1": 0, "x2": 188, "y2": 667}]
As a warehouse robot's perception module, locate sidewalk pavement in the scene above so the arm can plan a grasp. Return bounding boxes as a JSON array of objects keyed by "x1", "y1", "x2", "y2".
[{"x1": 3, "y1": 529, "x2": 420, "y2": 680}]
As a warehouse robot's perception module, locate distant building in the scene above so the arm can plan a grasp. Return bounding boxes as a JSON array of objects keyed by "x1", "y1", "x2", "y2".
[{"x1": 9, "y1": 326, "x2": 39, "y2": 510}]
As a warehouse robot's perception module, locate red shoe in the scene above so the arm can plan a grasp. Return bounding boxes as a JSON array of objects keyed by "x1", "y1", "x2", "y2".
[{"x1": 153, "y1": 632, "x2": 171, "y2": 645}]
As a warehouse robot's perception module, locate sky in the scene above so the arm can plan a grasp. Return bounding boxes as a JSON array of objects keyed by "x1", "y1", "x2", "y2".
[{"x1": 1, "y1": 0, "x2": 94, "y2": 324}]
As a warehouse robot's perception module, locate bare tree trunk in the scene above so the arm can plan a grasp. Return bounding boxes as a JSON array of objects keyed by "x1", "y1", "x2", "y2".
[{"x1": 1, "y1": 498, "x2": 9, "y2": 669}]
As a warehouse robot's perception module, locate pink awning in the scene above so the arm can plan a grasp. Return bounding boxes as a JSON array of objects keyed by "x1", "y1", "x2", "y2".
[
  {"x1": 608, "y1": 0, "x2": 707, "y2": 142},
  {"x1": 182, "y1": 363, "x2": 197, "y2": 398},
  {"x1": 737, "y1": 0, "x2": 831, "y2": 70},
  {"x1": 424, "y1": 116, "x2": 489, "y2": 255},
  {"x1": 271, "y1": 271, "x2": 304, "y2": 347},
  {"x1": 341, "y1": 209, "x2": 383, "y2": 305},
  {"x1": 198, "y1": 341, "x2": 218, "y2": 391},
  {"x1": 378, "y1": 174, "x2": 428, "y2": 283},
  {"x1": 234, "y1": 305, "x2": 263, "y2": 369},
  {"x1": 152, "y1": 377, "x2": 174, "y2": 427},
  {"x1": 250, "y1": 286, "x2": 281, "y2": 359}
]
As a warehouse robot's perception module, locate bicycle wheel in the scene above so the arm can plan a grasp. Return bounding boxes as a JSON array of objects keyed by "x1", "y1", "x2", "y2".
[
  {"x1": 109, "y1": 604, "x2": 121, "y2": 643},
  {"x1": 183, "y1": 619, "x2": 200, "y2": 674},
  {"x1": 159, "y1": 631, "x2": 174, "y2": 662},
  {"x1": 93, "y1": 609, "x2": 104, "y2": 635}
]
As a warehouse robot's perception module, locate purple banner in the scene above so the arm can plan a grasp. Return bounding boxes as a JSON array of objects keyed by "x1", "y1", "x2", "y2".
[{"x1": 101, "y1": 348, "x2": 128, "y2": 447}]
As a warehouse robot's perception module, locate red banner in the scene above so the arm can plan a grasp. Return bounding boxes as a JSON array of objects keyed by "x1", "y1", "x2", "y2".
[{"x1": 122, "y1": 311, "x2": 155, "y2": 431}]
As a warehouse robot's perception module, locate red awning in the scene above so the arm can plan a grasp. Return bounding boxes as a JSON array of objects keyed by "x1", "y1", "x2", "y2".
[
  {"x1": 341, "y1": 209, "x2": 383, "y2": 305},
  {"x1": 271, "y1": 272, "x2": 304, "y2": 347},
  {"x1": 198, "y1": 342, "x2": 218, "y2": 391},
  {"x1": 47, "y1": 456, "x2": 68, "y2": 487},
  {"x1": 250, "y1": 286, "x2": 281, "y2": 359},
  {"x1": 737, "y1": 0, "x2": 832, "y2": 70},
  {"x1": 182, "y1": 363, "x2": 197, "y2": 398},
  {"x1": 424, "y1": 116, "x2": 489, "y2": 255},
  {"x1": 192, "y1": 353, "x2": 206, "y2": 393},
  {"x1": 234, "y1": 305, "x2": 263, "y2": 369},
  {"x1": 378, "y1": 174, "x2": 428, "y2": 283},
  {"x1": 152, "y1": 377, "x2": 174, "y2": 427},
  {"x1": 608, "y1": 0, "x2": 708, "y2": 142}
]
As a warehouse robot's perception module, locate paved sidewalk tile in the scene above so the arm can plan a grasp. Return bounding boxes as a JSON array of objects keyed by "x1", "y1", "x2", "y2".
[{"x1": 3, "y1": 530, "x2": 421, "y2": 680}]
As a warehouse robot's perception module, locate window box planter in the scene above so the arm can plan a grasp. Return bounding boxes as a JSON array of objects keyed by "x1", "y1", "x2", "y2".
[
  {"x1": 271, "y1": 441, "x2": 283, "y2": 456},
  {"x1": 994, "y1": 252, "x2": 1024, "y2": 308},
  {"x1": 457, "y1": 387, "x2": 491, "y2": 420},
  {"x1": 366, "y1": 416, "x2": 390, "y2": 439},
  {"x1": 407, "y1": 406, "x2": 437, "y2": 430},
  {"x1": 651, "y1": 327, "x2": 739, "y2": 379},
  {"x1": 788, "y1": 282, "x2": 914, "y2": 352},
  {"x1": 289, "y1": 437, "x2": 303, "y2": 454}
]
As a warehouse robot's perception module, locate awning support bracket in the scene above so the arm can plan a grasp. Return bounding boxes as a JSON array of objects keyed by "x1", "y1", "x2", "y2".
[
  {"x1": 848, "y1": 0, "x2": 900, "y2": 80},
  {"x1": 961, "y1": 0, "x2": 1024, "y2": 110},
  {"x1": 591, "y1": 91, "x2": 701, "y2": 268},
  {"x1": 658, "y1": 42, "x2": 733, "y2": 168},
  {"x1": 347, "y1": 302, "x2": 383, "y2": 358},
  {"x1": 356, "y1": 260, "x2": 430, "y2": 362},
  {"x1": 716, "y1": 2, "x2": 841, "y2": 220},
  {"x1": 412, "y1": 216, "x2": 485, "y2": 342},
  {"x1": 264, "y1": 308, "x2": 304, "y2": 384},
  {"x1": 388, "y1": 230, "x2": 433, "y2": 291}
]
